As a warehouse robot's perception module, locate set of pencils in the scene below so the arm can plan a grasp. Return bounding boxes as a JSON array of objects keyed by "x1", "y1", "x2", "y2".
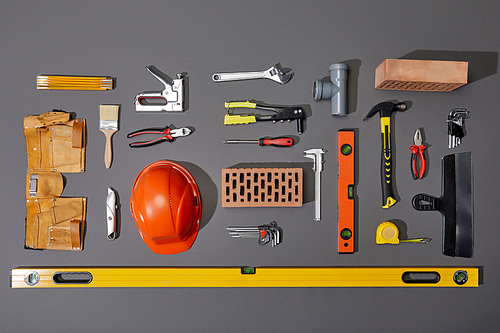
[{"x1": 36, "y1": 75, "x2": 114, "y2": 90}]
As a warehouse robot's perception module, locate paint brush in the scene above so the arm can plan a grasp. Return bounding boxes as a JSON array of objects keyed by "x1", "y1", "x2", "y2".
[{"x1": 99, "y1": 105, "x2": 119, "y2": 169}]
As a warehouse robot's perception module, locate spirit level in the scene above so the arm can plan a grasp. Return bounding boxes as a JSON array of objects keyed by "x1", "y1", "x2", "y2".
[
  {"x1": 338, "y1": 130, "x2": 355, "y2": 253},
  {"x1": 11, "y1": 267, "x2": 478, "y2": 288}
]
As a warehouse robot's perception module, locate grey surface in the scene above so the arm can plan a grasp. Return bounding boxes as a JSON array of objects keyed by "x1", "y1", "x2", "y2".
[{"x1": 1, "y1": 0, "x2": 500, "y2": 331}]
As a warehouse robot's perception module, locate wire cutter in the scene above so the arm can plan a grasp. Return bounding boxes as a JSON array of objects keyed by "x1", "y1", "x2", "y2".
[
  {"x1": 410, "y1": 129, "x2": 426, "y2": 179},
  {"x1": 127, "y1": 126, "x2": 192, "y2": 147}
]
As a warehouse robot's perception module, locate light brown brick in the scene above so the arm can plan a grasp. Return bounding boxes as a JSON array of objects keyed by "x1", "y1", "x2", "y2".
[
  {"x1": 222, "y1": 168, "x2": 302, "y2": 207},
  {"x1": 375, "y1": 59, "x2": 468, "y2": 92}
]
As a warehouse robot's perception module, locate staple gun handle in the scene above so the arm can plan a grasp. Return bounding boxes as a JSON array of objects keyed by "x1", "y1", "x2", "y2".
[
  {"x1": 146, "y1": 65, "x2": 173, "y2": 88},
  {"x1": 136, "y1": 94, "x2": 168, "y2": 107}
]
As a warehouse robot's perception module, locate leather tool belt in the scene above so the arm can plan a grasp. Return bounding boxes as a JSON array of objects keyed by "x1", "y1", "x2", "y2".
[{"x1": 24, "y1": 110, "x2": 87, "y2": 251}]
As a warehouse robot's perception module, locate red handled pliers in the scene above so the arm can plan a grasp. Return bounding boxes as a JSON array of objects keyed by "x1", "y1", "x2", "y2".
[
  {"x1": 127, "y1": 125, "x2": 191, "y2": 147},
  {"x1": 410, "y1": 129, "x2": 426, "y2": 179}
]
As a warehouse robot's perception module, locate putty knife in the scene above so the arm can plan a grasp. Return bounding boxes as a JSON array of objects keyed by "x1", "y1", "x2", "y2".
[{"x1": 412, "y1": 152, "x2": 473, "y2": 257}]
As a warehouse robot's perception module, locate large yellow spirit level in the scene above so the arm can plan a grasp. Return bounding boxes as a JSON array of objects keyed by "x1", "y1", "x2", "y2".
[{"x1": 11, "y1": 267, "x2": 478, "y2": 288}]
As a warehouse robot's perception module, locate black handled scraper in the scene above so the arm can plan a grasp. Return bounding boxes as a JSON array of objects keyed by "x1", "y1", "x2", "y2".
[{"x1": 412, "y1": 152, "x2": 473, "y2": 258}]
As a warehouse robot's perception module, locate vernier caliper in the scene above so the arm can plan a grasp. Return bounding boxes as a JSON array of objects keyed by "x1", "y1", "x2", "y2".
[{"x1": 304, "y1": 148, "x2": 326, "y2": 221}]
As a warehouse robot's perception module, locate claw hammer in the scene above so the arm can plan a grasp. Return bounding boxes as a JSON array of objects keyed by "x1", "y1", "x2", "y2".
[{"x1": 363, "y1": 101, "x2": 407, "y2": 208}]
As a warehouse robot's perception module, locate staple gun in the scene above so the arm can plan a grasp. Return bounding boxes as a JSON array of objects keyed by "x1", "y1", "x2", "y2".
[{"x1": 134, "y1": 65, "x2": 185, "y2": 112}]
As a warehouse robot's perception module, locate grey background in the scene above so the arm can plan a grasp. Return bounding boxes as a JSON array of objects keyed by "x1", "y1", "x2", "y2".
[{"x1": 1, "y1": 0, "x2": 499, "y2": 331}]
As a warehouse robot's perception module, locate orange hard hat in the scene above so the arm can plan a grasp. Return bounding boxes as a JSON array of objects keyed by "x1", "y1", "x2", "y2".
[{"x1": 130, "y1": 160, "x2": 201, "y2": 254}]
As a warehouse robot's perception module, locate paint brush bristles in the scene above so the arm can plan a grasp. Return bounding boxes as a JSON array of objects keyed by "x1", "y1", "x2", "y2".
[
  {"x1": 99, "y1": 105, "x2": 119, "y2": 130},
  {"x1": 99, "y1": 105, "x2": 119, "y2": 169}
]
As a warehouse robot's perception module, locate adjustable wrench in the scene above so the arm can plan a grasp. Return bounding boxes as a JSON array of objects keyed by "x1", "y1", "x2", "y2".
[
  {"x1": 304, "y1": 148, "x2": 326, "y2": 221},
  {"x1": 212, "y1": 63, "x2": 293, "y2": 84}
]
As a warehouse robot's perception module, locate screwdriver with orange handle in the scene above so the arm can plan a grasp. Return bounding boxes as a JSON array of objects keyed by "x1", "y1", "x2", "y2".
[{"x1": 223, "y1": 136, "x2": 294, "y2": 147}]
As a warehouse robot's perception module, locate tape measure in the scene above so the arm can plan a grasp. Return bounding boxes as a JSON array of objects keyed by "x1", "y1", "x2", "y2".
[
  {"x1": 11, "y1": 267, "x2": 478, "y2": 288},
  {"x1": 338, "y1": 130, "x2": 355, "y2": 253},
  {"x1": 376, "y1": 221, "x2": 431, "y2": 244}
]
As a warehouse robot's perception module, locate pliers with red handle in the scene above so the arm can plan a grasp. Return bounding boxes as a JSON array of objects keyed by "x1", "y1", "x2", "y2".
[
  {"x1": 127, "y1": 125, "x2": 192, "y2": 147},
  {"x1": 410, "y1": 129, "x2": 426, "y2": 179}
]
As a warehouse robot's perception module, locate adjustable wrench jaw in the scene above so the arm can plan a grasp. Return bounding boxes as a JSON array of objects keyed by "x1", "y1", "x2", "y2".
[{"x1": 135, "y1": 66, "x2": 184, "y2": 112}]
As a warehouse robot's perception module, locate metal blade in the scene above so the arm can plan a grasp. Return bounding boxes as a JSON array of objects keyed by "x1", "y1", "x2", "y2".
[{"x1": 454, "y1": 152, "x2": 473, "y2": 257}]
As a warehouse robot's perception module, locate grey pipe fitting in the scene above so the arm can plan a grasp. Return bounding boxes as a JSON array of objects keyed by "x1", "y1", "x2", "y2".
[{"x1": 313, "y1": 63, "x2": 349, "y2": 116}]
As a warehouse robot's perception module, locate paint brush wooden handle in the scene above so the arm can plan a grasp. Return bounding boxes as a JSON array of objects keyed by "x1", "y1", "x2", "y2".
[{"x1": 101, "y1": 129, "x2": 116, "y2": 169}]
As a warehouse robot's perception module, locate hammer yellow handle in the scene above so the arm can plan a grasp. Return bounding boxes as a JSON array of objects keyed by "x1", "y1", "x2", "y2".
[{"x1": 380, "y1": 116, "x2": 396, "y2": 208}]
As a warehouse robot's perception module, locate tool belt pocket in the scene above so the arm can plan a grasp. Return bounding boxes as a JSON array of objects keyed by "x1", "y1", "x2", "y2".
[
  {"x1": 24, "y1": 110, "x2": 85, "y2": 173},
  {"x1": 25, "y1": 196, "x2": 86, "y2": 251},
  {"x1": 24, "y1": 110, "x2": 86, "y2": 251}
]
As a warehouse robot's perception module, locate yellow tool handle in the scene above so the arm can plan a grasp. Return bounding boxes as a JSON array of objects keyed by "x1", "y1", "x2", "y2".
[
  {"x1": 224, "y1": 101, "x2": 257, "y2": 109},
  {"x1": 224, "y1": 114, "x2": 256, "y2": 125}
]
